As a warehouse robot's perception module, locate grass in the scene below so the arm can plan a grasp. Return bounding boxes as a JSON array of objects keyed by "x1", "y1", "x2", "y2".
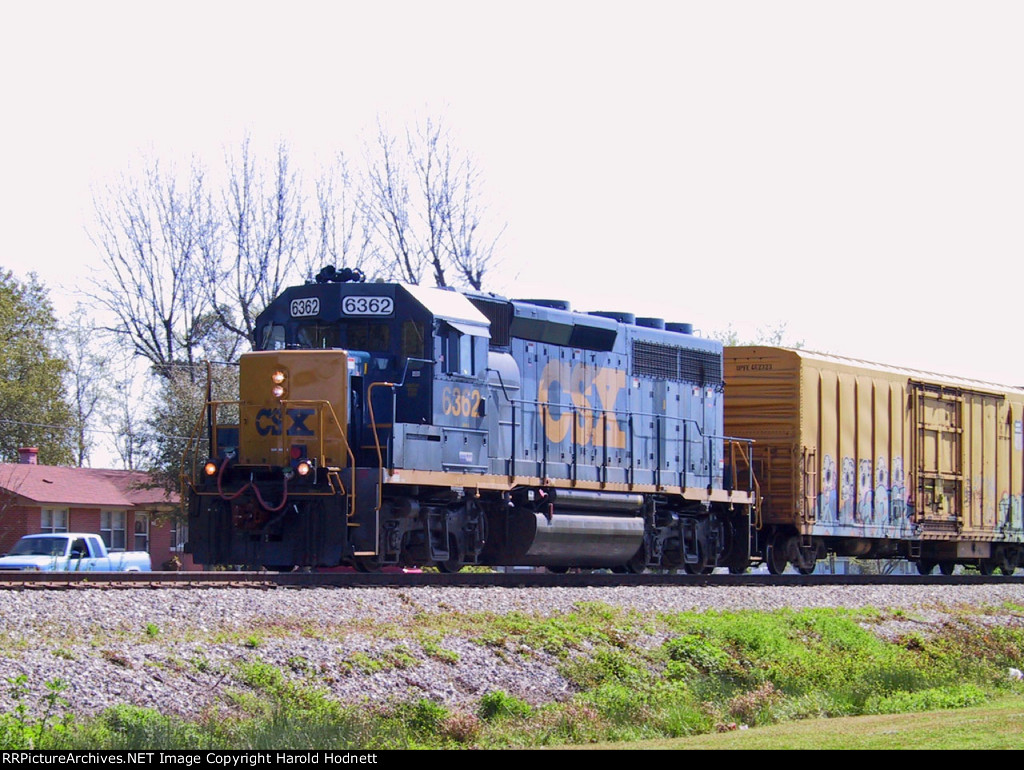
[
  {"x1": 583, "y1": 695, "x2": 1024, "y2": 750},
  {"x1": 3, "y1": 602, "x2": 1023, "y2": 750}
]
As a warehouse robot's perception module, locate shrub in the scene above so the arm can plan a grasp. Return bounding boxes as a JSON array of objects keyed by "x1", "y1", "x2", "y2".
[{"x1": 478, "y1": 690, "x2": 533, "y2": 721}]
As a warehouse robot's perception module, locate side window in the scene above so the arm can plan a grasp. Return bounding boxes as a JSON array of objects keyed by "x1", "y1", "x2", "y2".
[
  {"x1": 443, "y1": 325, "x2": 480, "y2": 377},
  {"x1": 402, "y1": 321, "x2": 426, "y2": 359}
]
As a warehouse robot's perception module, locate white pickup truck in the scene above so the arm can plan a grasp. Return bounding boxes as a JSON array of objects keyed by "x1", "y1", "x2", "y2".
[{"x1": 0, "y1": 533, "x2": 152, "y2": 572}]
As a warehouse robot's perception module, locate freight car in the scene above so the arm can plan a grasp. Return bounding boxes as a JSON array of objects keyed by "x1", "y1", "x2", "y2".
[
  {"x1": 183, "y1": 269, "x2": 758, "y2": 573},
  {"x1": 724, "y1": 347, "x2": 1024, "y2": 575}
]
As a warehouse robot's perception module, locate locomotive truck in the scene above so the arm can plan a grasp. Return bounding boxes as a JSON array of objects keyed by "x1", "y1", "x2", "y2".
[{"x1": 183, "y1": 268, "x2": 759, "y2": 573}]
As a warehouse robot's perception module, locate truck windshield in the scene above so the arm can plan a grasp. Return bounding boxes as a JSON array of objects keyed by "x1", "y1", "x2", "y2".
[{"x1": 8, "y1": 537, "x2": 66, "y2": 557}]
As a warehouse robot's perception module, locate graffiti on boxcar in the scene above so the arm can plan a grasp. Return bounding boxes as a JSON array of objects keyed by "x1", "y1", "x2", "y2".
[
  {"x1": 824, "y1": 455, "x2": 909, "y2": 526},
  {"x1": 857, "y1": 459, "x2": 873, "y2": 522},
  {"x1": 874, "y1": 458, "x2": 889, "y2": 521},
  {"x1": 891, "y1": 457, "x2": 906, "y2": 521},
  {"x1": 840, "y1": 457, "x2": 856, "y2": 521},
  {"x1": 818, "y1": 454, "x2": 837, "y2": 520}
]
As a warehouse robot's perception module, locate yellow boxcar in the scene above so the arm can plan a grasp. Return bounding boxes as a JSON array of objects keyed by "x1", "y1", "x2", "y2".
[{"x1": 724, "y1": 346, "x2": 1024, "y2": 575}]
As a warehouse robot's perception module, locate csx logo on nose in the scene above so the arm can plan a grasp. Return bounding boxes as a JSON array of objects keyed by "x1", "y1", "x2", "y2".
[{"x1": 255, "y1": 408, "x2": 316, "y2": 436}]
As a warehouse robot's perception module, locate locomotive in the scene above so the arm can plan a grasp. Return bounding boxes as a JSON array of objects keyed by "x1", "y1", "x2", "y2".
[{"x1": 183, "y1": 267, "x2": 759, "y2": 573}]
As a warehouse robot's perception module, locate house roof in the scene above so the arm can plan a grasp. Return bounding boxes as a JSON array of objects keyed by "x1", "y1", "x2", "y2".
[{"x1": 0, "y1": 464, "x2": 178, "y2": 508}]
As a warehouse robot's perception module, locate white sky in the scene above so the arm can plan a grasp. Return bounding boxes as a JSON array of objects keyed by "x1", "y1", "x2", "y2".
[{"x1": 3, "y1": 1, "x2": 1023, "y2": 386}]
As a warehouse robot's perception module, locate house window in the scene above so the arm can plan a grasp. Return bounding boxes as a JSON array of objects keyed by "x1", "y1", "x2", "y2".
[
  {"x1": 169, "y1": 518, "x2": 189, "y2": 552},
  {"x1": 40, "y1": 509, "x2": 68, "y2": 533},
  {"x1": 133, "y1": 513, "x2": 150, "y2": 552},
  {"x1": 101, "y1": 511, "x2": 127, "y2": 551}
]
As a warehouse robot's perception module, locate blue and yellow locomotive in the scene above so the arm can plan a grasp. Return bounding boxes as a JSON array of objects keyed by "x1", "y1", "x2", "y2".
[{"x1": 184, "y1": 267, "x2": 758, "y2": 572}]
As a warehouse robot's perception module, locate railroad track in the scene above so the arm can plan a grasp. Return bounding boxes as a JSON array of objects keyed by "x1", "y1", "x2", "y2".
[{"x1": 0, "y1": 570, "x2": 1017, "y2": 589}]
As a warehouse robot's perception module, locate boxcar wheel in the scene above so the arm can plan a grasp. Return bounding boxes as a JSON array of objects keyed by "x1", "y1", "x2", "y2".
[
  {"x1": 997, "y1": 549, "x2": 1018, "y2": 576},
  {"x1": 916, "y1": 560, "x2": 936, "y2": 576},
  {"x1": 766, "y1": 535, "x2": 789, "y2": 575},
  {"x1": 938, "y1": 561, "x2": 955, "y2": 576}
]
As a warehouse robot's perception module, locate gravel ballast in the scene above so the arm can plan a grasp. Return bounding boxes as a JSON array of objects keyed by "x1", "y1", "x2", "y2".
[{"x1": 1, "y1": 584, "x2": 1021, "y2": 720}]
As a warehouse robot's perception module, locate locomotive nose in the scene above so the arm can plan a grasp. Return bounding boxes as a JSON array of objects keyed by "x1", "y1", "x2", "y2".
[{"x1": 237, "y1": 350, "x2": 351, "y2": 470}]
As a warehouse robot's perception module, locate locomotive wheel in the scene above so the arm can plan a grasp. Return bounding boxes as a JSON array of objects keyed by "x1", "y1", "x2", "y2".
[
  {"x1": 916, "y1": 560, "x2": 936, "y2": 576},
  {"x1": 682, "y1": 544, "x2": 710, "y2": 575},
  {"x1": 436, "y1": 538, "x2": 464, "y2": 574},
  {"x1": 978, "y1": 559, "x2": 995, "y2": 576},
  {"x1": 796, "y1": 564, "x2": 815, "y2": 576},
  {"x1": 353, "y1": 555, "x2": 383, "y2": 573},
  {"x1": 938, "y1": 561, "x2": 955, "y2": 576}
]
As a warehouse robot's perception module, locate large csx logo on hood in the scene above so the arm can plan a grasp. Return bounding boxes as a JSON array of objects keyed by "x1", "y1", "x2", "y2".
[{"x1": 254, "y1": 408, "x2": 316, "y2": 437}]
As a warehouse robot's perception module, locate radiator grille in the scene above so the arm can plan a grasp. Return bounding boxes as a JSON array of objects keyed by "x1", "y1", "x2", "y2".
[{"x1": 632, "y1": 341, "x2": 722, "y2": 385}]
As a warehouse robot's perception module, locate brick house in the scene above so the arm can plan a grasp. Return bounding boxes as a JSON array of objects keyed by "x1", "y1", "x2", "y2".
[{"x1": 0, "y1": 448, "x2": 196, "y2": 570}]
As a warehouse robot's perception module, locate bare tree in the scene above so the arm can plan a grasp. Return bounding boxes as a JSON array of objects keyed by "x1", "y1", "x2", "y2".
[
  {"x1": 103, "y1": 352, "x2": 148, "y2": 470},
  {"x1": 711, "y1": 322, "x2": 805, "y2": 349},
  {"x1": 413, "y1": 117, "x2": 504, "y2": 290},
  {"x1": 201, "y1": 137, "x2": 309, "y2": 349},
  {"x1": 305, "y1": 151, "x2": 376, "y2": 281},
  {"x1": 58, "y1": 306, "x2": 109, "y2": 467},
  {"x1": 437, "y1": 147, "x2": 505, "y2": 291},
  {"x1": 89, "y1": 157, "x2": 215, "y2": 379},
  {"x1": 363, "y1": 121, "x2": 423, "y2": 284},
  {"x1": 362, "y1": 115, "x2": 505, "y2": 289}
]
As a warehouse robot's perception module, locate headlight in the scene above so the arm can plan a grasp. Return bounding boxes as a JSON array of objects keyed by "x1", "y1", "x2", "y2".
[{"x1": 271, "y1": 370, "x2": 287, "y2": 399}]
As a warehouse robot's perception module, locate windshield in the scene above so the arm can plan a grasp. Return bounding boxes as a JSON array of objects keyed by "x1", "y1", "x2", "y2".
[{"x1": 8, "y1": 537, "x2": 66, "y2": 557}]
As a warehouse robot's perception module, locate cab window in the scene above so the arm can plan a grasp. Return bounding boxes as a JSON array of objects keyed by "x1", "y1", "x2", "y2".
[
  {"x1": 344, "y1": 322, "x2": 390, "y2": 352},
  {"x1": 260, "y1": 324, "x2": 286, "y2": 350},
  {"x1": 297, "y1": 323, "x2": 340, "y2": 349}
]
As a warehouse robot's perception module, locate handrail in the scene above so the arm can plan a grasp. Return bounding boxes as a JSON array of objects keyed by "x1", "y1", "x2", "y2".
[
  {"x1": 501, "y1": 393, "x2": 757, "y2": 496},
  {"x1": 184, "y1": 397, "x2": 360, "y2": 520}
]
